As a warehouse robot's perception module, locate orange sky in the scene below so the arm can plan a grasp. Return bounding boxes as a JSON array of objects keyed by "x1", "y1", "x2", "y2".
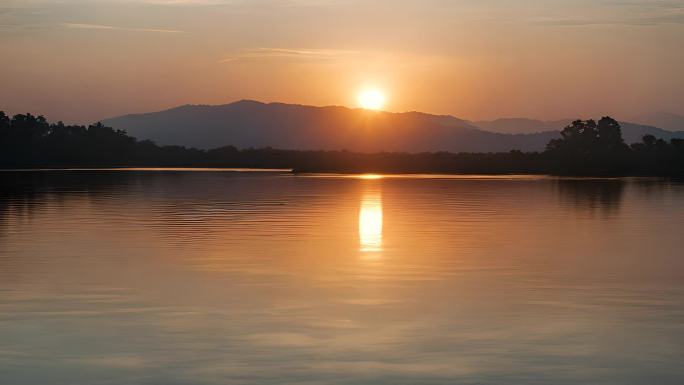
[{"x1": 0, "y1": 0, "x2": 682, "y2": 123}]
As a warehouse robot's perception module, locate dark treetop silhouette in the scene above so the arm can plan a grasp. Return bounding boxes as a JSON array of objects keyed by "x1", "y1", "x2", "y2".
[{"x1": 0, "y1": 112, "x2": 682, "y2": 176}]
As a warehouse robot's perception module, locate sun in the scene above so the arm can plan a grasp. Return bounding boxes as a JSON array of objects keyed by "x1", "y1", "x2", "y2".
[{"x1": 358, "y1": 88, "x2": 386, "y2": 110}]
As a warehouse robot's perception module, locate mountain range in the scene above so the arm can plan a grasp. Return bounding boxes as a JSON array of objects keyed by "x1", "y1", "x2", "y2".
[
  {"x1": 630, "y1": 112, "x2": 684, "y2": 133},
  {"x1": 103, "y1": 101, "x2": 684, "y2": 153}
]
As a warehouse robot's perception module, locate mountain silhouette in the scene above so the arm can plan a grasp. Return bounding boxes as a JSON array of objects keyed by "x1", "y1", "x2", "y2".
[
  {"x1": 474, "y1": 117, "x2": 683, "y2": 144},
  {"x1": 473, "y1": 118, "x2": 572, "y2": 134},
  {"x1": 631, "y1": 112, "x2": 684, "y2": 133},
  {"x1": 102, "y1": 101, "x2": 683, "y2": 153}
]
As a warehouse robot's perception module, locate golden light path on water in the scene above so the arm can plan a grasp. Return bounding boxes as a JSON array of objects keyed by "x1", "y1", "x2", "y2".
[{"x1": 358, "y1": 175, "x2": 383, "y2": 253}]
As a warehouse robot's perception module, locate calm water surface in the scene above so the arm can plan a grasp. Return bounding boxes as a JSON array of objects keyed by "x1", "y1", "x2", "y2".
[{"x1": 1, "y1": 171, "x2": 683, "y2": 385}]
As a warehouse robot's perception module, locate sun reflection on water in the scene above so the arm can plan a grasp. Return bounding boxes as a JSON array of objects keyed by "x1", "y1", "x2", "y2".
[
  {"x1": 359, "y1": 190, "x2": 383, "y2": 253},
  {"x1": 358, "y1": 174, "x2": 383, "y2": 180}
]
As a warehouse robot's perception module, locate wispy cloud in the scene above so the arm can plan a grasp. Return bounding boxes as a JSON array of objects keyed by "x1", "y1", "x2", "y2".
[
  {"x1": 109, "y1": 0, "x2": 344, "y2": 6},
  {"x1": 530, "y1": 14, "x2": 684, "y2": 27},
  {"x1": 220, "y1": 47, "x2": 359, "y2": 63},
  {"x1": 529, "y1": 1, "x2": 684, "y2": 26},
  {"x1": 61, "y1": 23, "x2": 183, "y2": 33}
]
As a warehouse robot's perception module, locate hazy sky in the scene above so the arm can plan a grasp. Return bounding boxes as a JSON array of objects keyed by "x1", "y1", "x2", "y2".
[{"x1": 1, "y1": 0, "x2": 682, "y2": 123}]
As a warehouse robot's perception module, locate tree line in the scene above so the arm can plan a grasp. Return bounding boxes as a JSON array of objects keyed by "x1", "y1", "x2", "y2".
[{"x1": 1, "y1": 112, "x2": 682, "y2": 175}]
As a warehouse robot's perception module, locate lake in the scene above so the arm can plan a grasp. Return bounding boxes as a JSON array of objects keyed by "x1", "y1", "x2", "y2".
[{"x1": 1, "y1": 170, "x2": 683, "y2": 385}]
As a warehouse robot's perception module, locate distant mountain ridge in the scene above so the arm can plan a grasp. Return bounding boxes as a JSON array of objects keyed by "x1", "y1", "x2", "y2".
[
  {"x1": 102, "y1": 101, "x2": 684, "y2": 153},
  {"x1": 473, "y1": 117, "x2": 683, "y2": 144},
  {"x1": 630, "y1": 112, "x2": 684, "y2": 132},
  {"x1": 473, "y1": 118, "x2": 572, "y2": 134}
]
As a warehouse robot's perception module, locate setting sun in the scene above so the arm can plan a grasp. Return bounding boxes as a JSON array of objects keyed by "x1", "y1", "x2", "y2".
[{"x1": 358, "y1": 88, "x2": 386, "y2": 110}]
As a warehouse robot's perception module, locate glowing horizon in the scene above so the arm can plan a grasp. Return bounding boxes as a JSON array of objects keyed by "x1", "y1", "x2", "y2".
[{"x1": 0, "y1": 1, "x2": 681, "y2": 124}]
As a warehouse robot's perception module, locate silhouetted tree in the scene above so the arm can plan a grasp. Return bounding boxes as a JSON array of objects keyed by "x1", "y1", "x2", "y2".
[
  {"x1": 630, "y1": 134, "x2": 684, "y2": 175},
  {"x1": 545, "y1": 117, "x2": 630, "y2": 175},
  {"x1": 597, "y1": 117, "x2": 627, "y2": 150},
  {"x1": 0, "y1": 111, "x2": 9, "y2": 129}
]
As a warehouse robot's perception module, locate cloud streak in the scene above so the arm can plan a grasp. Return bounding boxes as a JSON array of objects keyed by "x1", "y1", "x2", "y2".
[
  {"x1": 529, "y1": 1, "x2": 684, "y2": 26},
  {"x1": 530, "y1": 14, "x2": 684, "y2": 26},
  {"x1": 61, "y1": 23, "x2": 183, "y2": 33},
  {"x1": 220, "y1": 47, "x2": 359, "y2": 63}
]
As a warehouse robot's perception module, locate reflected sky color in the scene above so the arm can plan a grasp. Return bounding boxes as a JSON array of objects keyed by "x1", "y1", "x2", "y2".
[{"x1": 1, "y1": 171, "x2": 683, "y2": 385}]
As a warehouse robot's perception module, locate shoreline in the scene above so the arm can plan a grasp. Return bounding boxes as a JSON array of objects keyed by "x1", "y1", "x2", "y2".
[{"x1": 0, "y1": 167, "x2": 678, "y2": 180}]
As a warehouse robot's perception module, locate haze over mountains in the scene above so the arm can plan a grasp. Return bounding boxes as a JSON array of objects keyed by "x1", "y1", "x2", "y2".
[
  {"x1": 103, "y1": 101, "x2": 684, "y2": 153},
  {"x1": 473, "y1": 117, "x2": 683, "y2": 144},
  {"x1": 631, "y1": 112, "x2": 684, "y2": 133}
]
